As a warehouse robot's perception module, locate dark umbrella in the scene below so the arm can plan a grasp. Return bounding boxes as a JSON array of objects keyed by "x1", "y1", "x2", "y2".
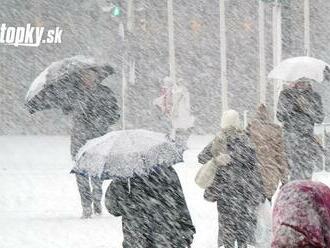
[{"x1": 25, "y1": 56, "x2": 114, "y2": 114}]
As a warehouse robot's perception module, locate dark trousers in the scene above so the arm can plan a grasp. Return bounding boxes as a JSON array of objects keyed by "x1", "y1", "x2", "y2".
[
  {"x1": 283, "y1": 131, "x2": 316, "y2": 181},
  {"x1": 218, "y1": 203, "x2": 254, "y2": 248},
  {"x1": 218, "y1": 213, "x2": 224, "y2": 247},
  {"x1": 76, "y1": 174, "x2": 103, "y2": 209}
]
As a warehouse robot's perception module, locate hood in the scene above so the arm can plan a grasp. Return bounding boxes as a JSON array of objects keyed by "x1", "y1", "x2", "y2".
[
  {"x1": 255, "y1": 104, "x2": 271, "y2": 122},
  {"x1": 272, "y1": 181, "x2": 330, "y2": 248}
]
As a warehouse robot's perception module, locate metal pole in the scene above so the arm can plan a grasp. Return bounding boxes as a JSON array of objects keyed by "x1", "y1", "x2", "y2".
[
  {"x1": 127, "y1": 0, "x2": 135, "y2": 32},
  {"x1": 127, "y1": 0, "x2": 136, "y2": 85},
  {"x1": 167, "y1": 0, "x2": 176, "y2": 86},
  {"x1": 304, "y1": 0, "x2": 310, "y2": 56},
  {"x1": 220, "y1": 0, "x2": 228, "y2": 112},
  {"x1": 122, "y1": 66, "x2": 127, "y2": 130},
  {"x1": 167, "y1": 0, "x2": 177, "y2": 138},
  {"x1": 243, "y1": 110, "x2": 249, "y2": 129},
  {"x1": 129, "y1": 58, "x2": 135, "y2": 85},
  {"x1": 273, "y1": 1, "x2": 282, "y2": 68},
  {"x1": 273, "y1": 0, "x2": 282, "y2": 121},
  {"x1": 119, "y1": 21, "x2": 126, "y2": 130},
  {"x1": 258, "y1": 1, "x2": 266, "y2": 104}
]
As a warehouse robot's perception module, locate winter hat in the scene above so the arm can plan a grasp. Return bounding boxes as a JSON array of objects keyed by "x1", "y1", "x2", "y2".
[
  {"x1": 163, "y1": 76, "x2": 174, "y2": 87},
  {"x1": 255, "y1": 104, "x2": 270, "y2": 122},
  {"x1": 294, "y1": 77, "x2": 313, "y2": 89},
  {"x1": 221, "y1": 110, "x2": 241, "y2": 130}
]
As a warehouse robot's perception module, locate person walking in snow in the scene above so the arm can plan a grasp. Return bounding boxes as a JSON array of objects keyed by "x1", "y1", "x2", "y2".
[
  {"x1": 154, "y1": 77, "x2": 194, "y2": 138},
  {"x1": 153, "y1": 76, "x2": 174, "y2": 118},
  {"x1": 247, "y1": 104, "x2": 289, "y2": 202},
  {"x1": 272, "y1": 180, "x2": 330, "y2": 247},
  {"x1": 277, "y1": 78, "x2": 324, "y2": 181},
  {"x1": 105, "y1": 166, "x2": 195, "y2": 248},
  {"x1": 171, "y1": 78, "x2": 195, "y2": 132},
  {"x1": 202, "y1": 110, "x2": 264, "y2": 248},
  {"x1": 69, "y1": 69, "x2": 120, "y2": 218}
]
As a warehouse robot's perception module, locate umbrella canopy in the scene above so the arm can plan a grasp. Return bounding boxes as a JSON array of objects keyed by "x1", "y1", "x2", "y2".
[
  {"x1": 72, "y1": 129, "x2": 184, "y2": 179},
  {"x1": 25, "y1": 55, "x2": 114, "y2": 113},
  {"x1": 268, "y1": 56, "x2": 330, "y2": 83}
]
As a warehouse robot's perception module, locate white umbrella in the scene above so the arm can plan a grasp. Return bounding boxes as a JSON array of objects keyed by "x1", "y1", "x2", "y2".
[
  {"x1": 72, "y1": 129, "x2": 184, "y2": 179},
  {"x1": 268, "y1": 56, "x2": 330, "y2": 83}
]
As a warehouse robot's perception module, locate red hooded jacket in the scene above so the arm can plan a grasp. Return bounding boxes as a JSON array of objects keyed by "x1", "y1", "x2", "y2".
[{"x1": 272, "y1": 181, "x2": 330, "y2": 248}]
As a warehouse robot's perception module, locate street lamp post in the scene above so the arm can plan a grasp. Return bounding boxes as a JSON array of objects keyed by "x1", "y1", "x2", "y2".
[
  {"x1": 167, "y1": 0, "x2": 177, "y2": 139},
  {"x1": 127, "y1": 0, "x2": 135, "y2": 32},
  {"x1": 259, "y1": 0, "x2": 266, "y2": 104},
  {"x1": 304, "y1": 0, "x2": 310, "y2": 56},
  {"x1": 167, "y1": 0, "x2": 176, "y2": 87},
  {"x1": 272, "y1": 0, "x2": 282, "y2": 121},
  {"x1": 219, "y1": 0, "x2": 228, "y2": 113}
]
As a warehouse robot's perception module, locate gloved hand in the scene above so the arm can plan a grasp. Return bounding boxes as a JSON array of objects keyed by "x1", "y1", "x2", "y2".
[
  {"x1": 214, "y1": 153, "x2": 231, "y2": 166},
  {"x1": 62, "y1": 105, "x2": 73, "y2": 115},
  {"x1": 184, "y1": 234, "x2": 194, "y2": 247}
]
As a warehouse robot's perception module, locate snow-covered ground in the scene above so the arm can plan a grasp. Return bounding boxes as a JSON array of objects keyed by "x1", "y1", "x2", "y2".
[{"x1": 0, "y1": 136, "x2": 329, "y2": 248}]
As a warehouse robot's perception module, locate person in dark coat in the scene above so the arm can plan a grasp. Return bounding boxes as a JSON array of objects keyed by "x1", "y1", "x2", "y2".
[
  {"x1": 201, "y1": 110, "x2": 264, "y2": 248},
  {"x1": 69, "y1": 69, "x2": 120, "y2": 218},
  {"x1": 276, "y1": 79, "x2": 324, "y2": 181},
  {"x1": 105, "y1": 166, "x2": 196, "y2": 248},
  {"x1": 205, "y1": 134, "x2": 264, "y2": 248}
]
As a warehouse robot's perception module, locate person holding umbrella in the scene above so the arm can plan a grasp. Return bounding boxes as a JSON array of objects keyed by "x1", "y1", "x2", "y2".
[
  {"x1": 105, "y1": 166, "x2": 195, "y2": 248},
  {"x1": 276, "y1": 79, "x2": 324, "y2": 181},
  {"x1": 72, "y1": 129, "x2": 195, "y2": 247},
  {"x1": 269, "y1": 57, "x2": 327, "y2": 181},
  {"x1": 69, "y1": 69, "x2": 120, "y2": 218},
  {"x1": 26, "y1": 56, "x2": 120, "y2": 218}
]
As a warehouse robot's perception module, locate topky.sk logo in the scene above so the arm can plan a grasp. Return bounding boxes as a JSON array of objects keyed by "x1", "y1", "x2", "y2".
[{"x1": 0, "y1": 24, "x2": 63, "y2": 47}]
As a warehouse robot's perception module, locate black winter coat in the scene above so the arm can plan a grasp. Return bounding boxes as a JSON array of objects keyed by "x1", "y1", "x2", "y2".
[
  {"x1": 204, "y1": 132, "x2": 264, "y2": 205},
  {"x1": 70, "y1": 84, "x2": 120, "y2": 158},
  {"x1": 105, "y1": 166, "x2": 196, "y2": 248},
  {"x1": 204, "y1": 133, "x2": 265, "y2": 244},
  {"x1": 276, "y1": 87, "x2": 324, "y2": 134}
]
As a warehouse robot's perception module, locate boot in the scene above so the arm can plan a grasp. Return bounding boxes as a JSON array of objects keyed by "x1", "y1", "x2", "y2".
[
  {"x1": 93, "y1": 202, "x2": 102, "y2": 215},
  {"x1": 81, "y1": 206, "x2": 92, "y2": 219}
]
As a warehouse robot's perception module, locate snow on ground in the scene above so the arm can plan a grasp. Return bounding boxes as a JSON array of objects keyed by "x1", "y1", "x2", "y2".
[{"x1": 0, "y1": 135, "x2": 329, "y2": 248}]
